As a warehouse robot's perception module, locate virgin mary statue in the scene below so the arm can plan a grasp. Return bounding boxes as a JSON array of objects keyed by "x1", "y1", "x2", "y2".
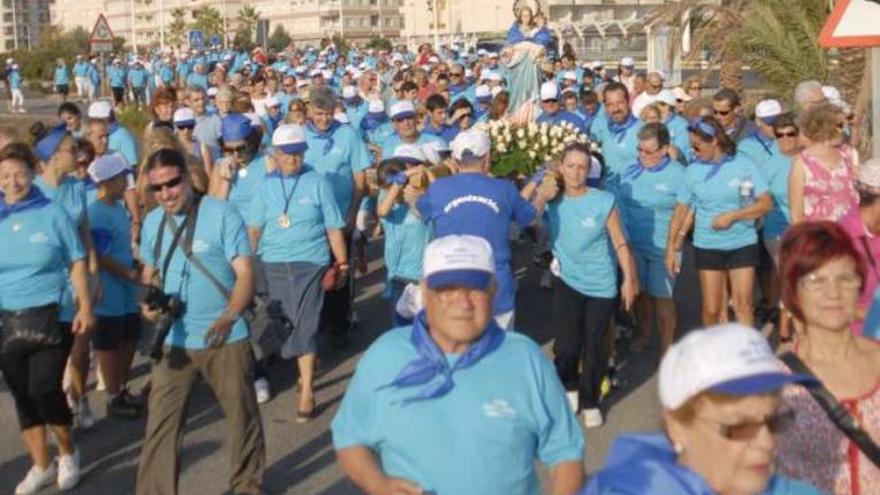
[{"x1": 504, "y1": 0, "x2": 552, "y2": 122}]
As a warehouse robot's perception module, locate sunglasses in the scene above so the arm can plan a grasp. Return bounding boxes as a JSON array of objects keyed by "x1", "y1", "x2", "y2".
[
  {"x1": 775, "y1": 131, "x2": 798, "y2": 138},
  {"x1": 223, "y1": 145, "x2": 246, "y2": 154},
  {"x1": 713, "y1": 109, "x2": 732, "y2": 116},
  {"x1": 697, "y1": 409, "x2": 795, "y2": 441},
  {"x1": 148, "y1": 175, "x2": 184, "y2": 192},
  {"x1": 450, "y1": 73, "x2": 463, "y2": 77},
  {"x1": 175, "y1": 124, "x2": 195, "y2": 131}
]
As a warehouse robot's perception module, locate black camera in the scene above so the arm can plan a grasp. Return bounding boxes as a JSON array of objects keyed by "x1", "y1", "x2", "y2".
[{"x1": 143, "y1": 286, "x2": 184, "y2": 361}]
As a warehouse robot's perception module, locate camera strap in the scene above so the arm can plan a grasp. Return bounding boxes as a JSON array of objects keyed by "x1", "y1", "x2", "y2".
[{"x1": 153, "y1": 195, "x2": 202, "y2": 290}]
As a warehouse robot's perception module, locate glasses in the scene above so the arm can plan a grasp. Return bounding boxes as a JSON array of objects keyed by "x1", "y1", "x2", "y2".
[
  {"x1": 176, "y1": 124, "x2": 195, "y2": 131},
  {"x1": 223, "y1": 145, "x2": 246, "y2": 154},
  {"x1": 697, "y1": 409, "x2": 795, "y2": 441},
  {"x1": 148, "y1": 175, "x2": 184, "y2": 192},
  {"x1": 775, "y1": 131, "x2": 798, "y2": 139},
  {"x1": 713, "y1": 108, "x2": 732, "y2": 116},
  {"x1": 450, "y1": 72, "x2": 463, "y2": 77},
  {"x1": 638, "y1": 144, "x2": 662, "y2": 154},
  {"x1": 799, "y1": 272, "x2": 861, "y2": 293}
]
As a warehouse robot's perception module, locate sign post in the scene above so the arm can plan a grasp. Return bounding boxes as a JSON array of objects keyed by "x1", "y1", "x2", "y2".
[
  {"x1": 189, "y1": 31, "x2": 206, "y2": 52},
  {"x1": 89, "y1": 14, "x2": 115, "y2": 99},
  {"x1": 819, "y1": 0, "x2": 880, "y2": 159}
]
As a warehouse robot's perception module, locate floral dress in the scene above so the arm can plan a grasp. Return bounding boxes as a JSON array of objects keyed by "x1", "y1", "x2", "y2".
[
  {"x1": 801, "y1": 146, "x2": 858, "y2": 222},
  {"x1": 776, "y1": 363, "x2": 880, "y2": 495}
]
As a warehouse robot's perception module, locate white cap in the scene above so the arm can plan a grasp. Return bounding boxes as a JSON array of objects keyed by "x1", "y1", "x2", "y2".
[
  {"x1": 540, "y1": 81, "x2": 560, "y2": 101},
  {"x1": 428, "y1": 56, "x2": 440, "y2": 63},
  {"x1": 368, "y1": 99, "x2": 385, "y2": 113},
  {"x1": 297, "y1": 78, "x2": 311, "y2": 88},
  {"x1": 475, "y1": 85, "x2": 492, "y2": 100},
  {"x1": 87, "y1": 101, "x2": 113, "y2": 119},
  {"x1": 487, "y1": 71, "x2": 503, "y2": 82},
  {"x1": 659, "y1": 323, "x2": 816, "y2": 410},
  {"x1": 342, "y1": 86, "x2": 358, "y2": 99},
  {"x1": 322, "y1": 69, "x2": 333, "y2": 80},
  {"x1": 672, "y1": 87, "x2": 692, "y2": 102},
  {"x1": 310, "y1": 69, "x2": 322, "y2": 78},
  {"x1": 755, "y1": 99, "x2": 783, "y2": 121},
  {"x1": 272, "y1": 124, "x2": 308, "y2": 154},
  {"x1": 451, "y1": 129, "x2": 491, "y2": 162},
  {"x1": 88, "y1": 154, "x2": 131, "y2": 183},
  {"x1": 621, "y1": 56, "x2": 635, "y2": 67},
  {"x1": 656, "y1": 89, "x2": 677, "y2": 107},
  {"x1": 173, "y1": 107, "x2": 196, "y2": 126},
  {"x1": 488, "y1": 52, "x2": 499, "y2": 59},
  {"x1": 334, "y1": 111, "x2": 350, "y2": 124},
  {"x1": 591, "y1": 60, "x2": 603, "y2": 69},
  {"x1": 207, "y1": 87, "x2": 219, "y2": 97},
  {"x1": 389, "y1": 100, "x2": 417, "y2": 120},
  {"x1": 422, "y1": 140, "x2": 450, "y2": 165},
  {"x1": 821, "y1": 85, "x2": 841, "y2": 102},
  {"x1": 393, "y1": 143, "x2": 428, "y2": 164},
  {"x1": 422, "y1": 235, "x2": 496, "y2": 290},
  {"x1": 563, "y1": 70, "x2": 578, "y2": 81},
  {"x1": 265, "y1": 95, "x2": 281, "y2": 108}
]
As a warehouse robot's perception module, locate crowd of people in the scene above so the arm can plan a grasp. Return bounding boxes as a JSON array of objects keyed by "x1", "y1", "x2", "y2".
[{"x1": 1, "y1": 1, "x2": 879, "y2": 493}]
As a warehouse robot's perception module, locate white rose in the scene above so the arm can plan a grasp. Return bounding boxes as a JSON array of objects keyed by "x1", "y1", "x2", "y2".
[
  {"x1": 516, "y1": 128, "x2": 525, "y2": 139},
  {"x1": 497, "y1": 143, "x2": 507, "y2": 153},
  {"x1": 541, "y1": 135, "x2": 548, "y2": 146},
  {"x1": 528, "y1": 150, "x2": 537, "y2": 159},
  {"x1": 544, "y1": 153, "x2": 553, "y2": 162}
]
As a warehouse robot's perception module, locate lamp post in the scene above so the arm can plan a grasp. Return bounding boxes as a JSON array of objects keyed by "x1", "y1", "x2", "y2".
[
  {"x1": 222, "y1": 0, "x2": 228, "y2": 49},
  {"x1": 159, "y1": 0, "x2": 165, "y2": 50},
  {"x1": 10, "y1": 0, "x2": 17, "y2": 51},
  {"x1": 130, "y1": 0, "x2": 138, "y2": 53},
  {"x1": 339, "y1": 0, "x2": 345, "y2": 38}
]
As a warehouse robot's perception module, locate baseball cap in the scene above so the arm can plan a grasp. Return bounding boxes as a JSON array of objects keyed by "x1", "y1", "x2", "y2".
[
  {"x1": 656, "y1": 89, "x2": 677, "y2": 107},
  {"x1": 389, "y1": 100, "x2": 417, "y2": 120},
  {"x1": 488, "y1": 52, "x2": 499, "y2": 59},
  {"x1": 221, "y1": 113, "x2": 254, "y2": 142},
  {"x1": 451, "y1": 129, "x2": 490, "y2": 162},
  {"x1": 173, "y1": 107, "x2": 196, "y2": 128},
  {"x1": 393, "y1": 144, "x2": 428, "y2": 165},
  {"x1": 88, "y1": 154, "x2": 131, "y2": 183},
  {"x1": 265, "y1": 95, "x2": 281, "y2": 108},
  {"x1": 755, "y1": 99, "x2": 783, "y2": 124},
  {"x1": 659, "y1": 323, "x2": 816, "y2": 410},
  {"x1": 563, "y1": 71, "x2": 578, "y2": 82},
  {"x1": 272, "y1": 124, "x2": 308, "y2": 155},
  {"x1": 857, "y1": 158, "x2": 880, "y2": 190},
  {"x1": 621, "y1": 56, "x2": 635, "y2": 68},
  {"x1": 368, "y1": 99, "x2": 386, "y2": 114},
  {"x1": 334, "y1": 111, "x2": 350, "y2": 124},
  {"x1": 297, "y1": 78, "x2": 311, "y2": 88},
  {"x1": 475, "y1": 85, "x2": 492, "y2": 102},
  {"x1": 88, "y1": 101, "x2": 113, "y2": 119},
  {"x1": 34, "y1": 123, "x2": 70, "y2": 162},
  {"x1": 342, "y1": 86, "x2": 358, "y2": 101},
  {"x1": 422, "y1": 140, "x2": 451, "y2": 165},
  {"x1": 207, "y1": 87, "x2": 219, "y2": 97},
  {"x1": 540, "y1": 81, "x2": 560, "y2": 101},
  {"x1": 487, "y1": 72, "x2": 503, "y2": 83},
  {"x1": 672, "y1": 86, "x2": 692, "y2": 102},
  {"x1": 422, "y1": 235, "x2": 496, "y2": 291}
]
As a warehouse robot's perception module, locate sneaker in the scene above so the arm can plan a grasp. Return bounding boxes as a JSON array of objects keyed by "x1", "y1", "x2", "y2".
[
  {"x1": 565, "y1": 391, "x2": 578, "y2": 413},
  {"x1": 107, "y1": 392, "x2": 144, "y2": 418},
  {"x1": 56, "y1": 448, "x2": 81, "y2": 490},
  {"x1": 74, "y1": 398, "x2": 95, "y2": 431},
  {"x1": 254, "y1": 377, "x2": 271, "y2": 404},
  {"x1": 581, "y1": 408, "x2": 604, "y2": 429},
  {"x1": 15, "y1": 464, "x2": 57, "y2": 494}
]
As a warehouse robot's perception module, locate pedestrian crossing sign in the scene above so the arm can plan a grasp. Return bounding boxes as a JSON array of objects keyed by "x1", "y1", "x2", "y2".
[
  {"x1": 89, "y1": 14, "x2": 114, "y2": 43},
  {"x1": 819, "y1": 0, "x2": 880, "y2": 48}
]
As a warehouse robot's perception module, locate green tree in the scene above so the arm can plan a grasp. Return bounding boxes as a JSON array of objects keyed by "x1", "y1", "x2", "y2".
[
  {"x1": 235, "y1": 4, "x2": 260, "y2": 47},
  {"x1": 321, "y1": 35, "x2": 349, "y2": 60},
  {"x1": 268, "y1": 25, "x2": 292, "y2": 52},
  {"x1": 366, "y1": 36, "x2": 392, "y2": 52},
  {"x1": 191, "y1": 6, "x2": 224, "y2": 40},
  {"x1": 168, "y1": 7, "x2": 188, "y2": 49}
]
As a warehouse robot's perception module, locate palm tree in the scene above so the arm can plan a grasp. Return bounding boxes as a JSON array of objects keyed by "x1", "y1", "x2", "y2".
[
  {"x1": 237, "y1": 4, "x2": 261, "y2": 43},
  {"x1": 168, "y1": 7, "x2": 187, "y2": 49},
  {"x1": 191, "y1": 6, "x2": 224, "y2": 40}
]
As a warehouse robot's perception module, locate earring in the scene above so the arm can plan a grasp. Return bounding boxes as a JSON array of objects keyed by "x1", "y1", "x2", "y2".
[{"x1": 673, "y1": 442, "x2": 685, "y2": 454}]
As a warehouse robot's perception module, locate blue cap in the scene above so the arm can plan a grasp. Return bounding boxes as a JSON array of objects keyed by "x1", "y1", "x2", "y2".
[
  {"x1": 710, "y1": 372, "x2": 816, "y2": 396},
  {"x1": 688, "y1": 117, "x2": 717, "y2": 138},
  {"x1": 34, "y1": 123, "x2": 69, "y2": 162},
  {"x1": 221, "y1": 113, "x2": 254, "y2": 142}
]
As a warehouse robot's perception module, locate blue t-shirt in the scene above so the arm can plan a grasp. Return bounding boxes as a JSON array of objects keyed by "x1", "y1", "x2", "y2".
[
  {"x1": 194, "y1": 113, "x2": 222, "y2": 159},
  {"x1": 108, "y1": 66, "x2": 126, "y2": 88},
  {"x1": 89, "y1": 200, "x2": 137, "y2": 316},
  {"x1": 108, "y1": 124, "x2": 139, "y2": 169},
  {"x1": 378, "y1": 189, "x2": 431, "y2": 283},
  {"x1": 663, "y1": 114, "x2": 691, "y2": 161},
  {"x1": 762, "y1": 151, "x2": 792, "y2": 240},
  {"x1": 417, "y1": 173, "x2": 536, "y2": 314},
  {"x1": 331, "y1": 327, "x2": 584, "y2": 495},
  {"x1": 590, "y1": 116, "x2": 643, "y2": 192},
  {"x1": 246, "y1": 169, "x2": 344, "y2": 265},
  {"x1": 128, "y1": 68, "x2": 148, "y2": 88},
  {"x1": 0, "y1": 202, "x2": 86, "y2": 311},
  {"x1": 545, "y1": 189, "x2": 619, "y2": 298},
  {"x1": 54, "y1": 66, "x2": 70, "y2": 85},
  {"x1": 304, "y1": 123, "x2": 372, "y2": 215},
  {"x1": 9, "y1": 70, "x2": 21, "y2": 89},
  {"x1": 344, "y1": 100, "x2": 369, "y2": 130},
  {"x1": 73, "y1": 61, "x2": 90, "y2": 77},
  {"x1": 228, "y1": 154, "x2": 268, "y2": 219},
  {"x1": 677, "y1": 155, "x2": 769, "y2": 250},
  {"x1": 187, "y1": 72, "x2": 209, "y2": 90},
  {"x1": 617, "y1": 160, "x2": 687, "y2": 257},
  {"x1": 737, "y1": 132, "x2": 778, "y2": 166},
  {"x1": 139, "y1": 197, "x2": 251, "y2": 349}
]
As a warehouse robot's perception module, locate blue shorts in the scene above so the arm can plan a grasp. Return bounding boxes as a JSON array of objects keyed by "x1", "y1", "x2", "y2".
[{"x1": 633, "y1": 249, "x2": 675, "y2": 299}]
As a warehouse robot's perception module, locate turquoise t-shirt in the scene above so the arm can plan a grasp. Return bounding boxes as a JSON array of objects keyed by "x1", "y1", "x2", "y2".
[
  {"x1": 331, "y1": 327, "x2": 585, "y2": 495},
  {"x1": 304, "y1": 124, "x2": 372, "y2": 215},
  {"x1": 139, "y1": 197, "x2": 251, "y2": 350},
  {"x1": 246, "y1": 169, "x2": 344, "y2": 265},
  {"x1": 762, "y1": 151, "x2": 792, "y2": 240},
  {"x1": 589, "y1": 116, "x2": 643, "y2": 193},
  {"x1": 0, "y1": 202, "x2": 86, "y2": 311},
  {"x1": 228, "y1": 154, "x2": 268, "y2": 219},
  {"x1": 677, "y1": 155, "x2": 769, "y2": 251},
  {"x1": 663, "y1": 114, "x2": 691, "y2": 162},
  {"x1": 545, "y1": 189, "x2": 619, "y2": 298},
  {"x1": 88, "y1": 200, "x2": 137, "y2": 317},
  {"x1": 617, "y1": 160, "x2": 687, "y2": 258},
  {"x1": 108, "y1": 124, "x2": 139, "y2": 169},
  {"x1": 737, "y1": 132, "x2": 778, "y2": 166},
  {"x1": 378, "y1": 189, "x2": 431, "y2": 283}
]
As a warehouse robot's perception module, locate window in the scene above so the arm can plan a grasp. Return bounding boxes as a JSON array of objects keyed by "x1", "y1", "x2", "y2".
[{"x1": 370, "y1": 14, "x2": 378, "y2": 26}]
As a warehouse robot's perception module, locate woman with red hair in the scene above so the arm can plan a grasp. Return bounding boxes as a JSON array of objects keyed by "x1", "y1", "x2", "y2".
[{"x1": 775, "y1": 221, "x2": 880, "y2": 494}]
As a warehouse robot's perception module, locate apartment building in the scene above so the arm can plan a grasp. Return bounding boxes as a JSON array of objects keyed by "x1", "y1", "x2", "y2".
[{"x1": 1, "y1": 0, "x2": 54, "y2": 51}]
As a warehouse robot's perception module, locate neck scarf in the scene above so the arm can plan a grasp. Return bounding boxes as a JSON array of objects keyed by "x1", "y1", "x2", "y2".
[
  {"x1": 381, "y1": 310, "x2": 505, "y2": 405},
  {"x1": 0, "y1": 187, "x2": 51, "y2": 221},
  {"x1": 306, "y1": 120, "x2": 340, "y2": 154},
  {"x1": 751, "y1": 130, "x2": 774, "y2": 156},
  {"x1": 607, "y1": 113, "x2": 638, "y2": 143},
  {"x1": 361, "y1": 113, "x2": 388, "y2": 132},
  {"x1": 702, "y1": 154, "x2": 735, "y2": 181},
  {"x1": 624, "y1": 156, "x2": 672, "y2": 180}
]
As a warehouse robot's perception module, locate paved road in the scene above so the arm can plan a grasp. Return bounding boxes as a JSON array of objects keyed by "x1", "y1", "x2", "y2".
[{"x1": 0, "y1": 232, "x2": 704, "y2": 494}]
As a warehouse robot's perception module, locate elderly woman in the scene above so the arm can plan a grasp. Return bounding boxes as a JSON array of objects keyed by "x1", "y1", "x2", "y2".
[
  {"x1": 666, "y1": 116, "x2": 772, "y2": 326},
  {"x1": 582, "y1": 323, "x2": 822, "y2": 494},
  {"x1": 789, "y1": 103, "x2": 858, "y2": 223},
  {"x1": 0, "y1": 143, "x2": 94, "y2": 493},
  {"x1": 775, "y1": 221, "x2": 880, "y2": 494},
  {"x1": 209, "y1": 113, "x2": 266, "y2": 217},
  {"x1": 247, "y1": 125, "x2": 348, "y2": 422},
  {"x1": 144, "y1": 87, "x2": 177, "y2": 141},
  {"x1": 525, "y1": 142, "x2": 638, "y2": 429},
  {"x1": 617, "y1": 123, "x2": 686, "y2": 355}
]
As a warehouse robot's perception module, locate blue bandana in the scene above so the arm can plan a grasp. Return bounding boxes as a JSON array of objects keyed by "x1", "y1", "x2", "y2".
[
  {"x1": 381, "y1": 310, "x2": 505, "y2": 405},
  {"x1": 34, "y1": 123, "x2": 69, "y2": 162},
  {"x1": 0, "y1": 187, "x2": 51, "y2": 221},
  {"x1": 607, "y1": 113, "x2": 638, "y2": 143},
  {"x1": 750, "y1": 130, "x2": 775, "y2": 156},
  {"x1": 307, "y1": 120, "x2": 341, "y2": 154},
  {"x1": 624, "y1": 156, "x2": 672, "y2": 180}
]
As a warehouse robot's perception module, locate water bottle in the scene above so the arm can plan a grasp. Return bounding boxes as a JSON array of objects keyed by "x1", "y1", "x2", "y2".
[{"x1": 739, "y1": 175, "x2": 755, "y2": 208}]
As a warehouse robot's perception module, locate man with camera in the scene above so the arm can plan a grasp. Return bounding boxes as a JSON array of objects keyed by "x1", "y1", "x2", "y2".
[{"x1": 135, "y1": 148, "x2": 265, "y2": 495}]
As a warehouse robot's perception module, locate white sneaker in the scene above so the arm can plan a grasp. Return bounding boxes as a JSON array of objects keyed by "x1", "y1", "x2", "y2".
[
  {"x1": 74, "y1": 398, "x2": 95, "y2": 431},
  {"x1": 565, "y1": 391, "x2": 579, "y2": 413},
  {"x1": 581, "y1": 408, "x2": 604, "y2": 429},
  {"x1": 56, "y1": 448, "x2": 81, "y2": 490},
  {"x1": 15, "y1": 463, "x2": 57, "y2": 494},
  {"x1": 254, "y1": 378, "x2": 271, "y2": 404}
]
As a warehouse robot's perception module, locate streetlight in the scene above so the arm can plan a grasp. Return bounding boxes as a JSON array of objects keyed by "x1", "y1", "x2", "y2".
[
  {"x1": 159, "y1": 0, "x2": 165, "y2": 51},
  {"x1": 130, "y1": 0, "x2": 138, "y2": 53},
  {"x1": 10, "y1": 0, "x2": 17, "y2": 51}
]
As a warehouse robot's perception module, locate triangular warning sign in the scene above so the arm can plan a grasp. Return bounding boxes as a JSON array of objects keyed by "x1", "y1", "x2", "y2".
[
  {"x1": 90, "y1": 14, "x2": 114, "y2": 43},
  {"x1": 819, "y1": 0, "x2": 880, "y2": 48}
]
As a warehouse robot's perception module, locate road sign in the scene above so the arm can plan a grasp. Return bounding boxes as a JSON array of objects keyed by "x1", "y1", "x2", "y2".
[
  {"x1": 819, "y1": 0, "x2": 880, "y2": 48},
  {"x1": 189, "y1": 31, "x2": 206, "y2": 51},
  {"x1": 209, "y1": 35, "x2": 222, "y2": 47},
  {"x1": 89, "y1": 14, "x2": 115, "y2": 53}
]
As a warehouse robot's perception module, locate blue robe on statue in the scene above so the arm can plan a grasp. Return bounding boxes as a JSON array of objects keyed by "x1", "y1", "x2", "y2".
[{"x1": 505, "y1": 22, "x2": 546, "y2": 116}]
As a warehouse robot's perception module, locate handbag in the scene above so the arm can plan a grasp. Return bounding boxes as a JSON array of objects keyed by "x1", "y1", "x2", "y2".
[
  {"x1": 781, "y1": 352, "x2": 880, "y2": 467},
  {"x1": 0, "y1": 303, "x2": 63, "y2": 354}
]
